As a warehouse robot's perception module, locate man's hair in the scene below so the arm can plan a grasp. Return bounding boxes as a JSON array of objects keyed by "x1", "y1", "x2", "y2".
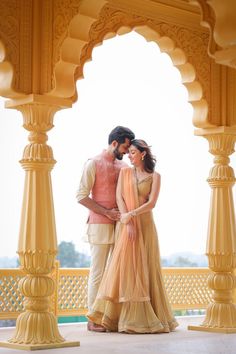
[{"x1": 108, "y1": 126, "x2": 135, "y2": 144}]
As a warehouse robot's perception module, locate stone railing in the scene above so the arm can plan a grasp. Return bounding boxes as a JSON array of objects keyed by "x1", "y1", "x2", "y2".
[{"x1": 0, "y1": 266, "x2": 217, "y2": 319}]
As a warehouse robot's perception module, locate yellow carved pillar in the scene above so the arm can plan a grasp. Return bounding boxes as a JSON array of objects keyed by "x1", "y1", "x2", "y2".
[
  {"x1": 189, "y1": 127, "x2": 236, "y2": 333},
  {"x1": 0, "y1": 95, "x2": 79, "y2": 350}
]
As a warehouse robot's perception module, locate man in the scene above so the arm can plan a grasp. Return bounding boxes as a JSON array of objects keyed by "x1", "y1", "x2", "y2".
[{"x1": 76, "y1": 126, "x2": 135, "y2": 332}]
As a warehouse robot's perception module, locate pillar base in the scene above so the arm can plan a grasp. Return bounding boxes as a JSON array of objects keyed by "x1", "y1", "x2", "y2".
[
  {"x1": 188, "y1": 325, "x2": 236, "y2": 334},
  {"x1": 0, "y1": 340, "x2": 80, "y2": 351}
]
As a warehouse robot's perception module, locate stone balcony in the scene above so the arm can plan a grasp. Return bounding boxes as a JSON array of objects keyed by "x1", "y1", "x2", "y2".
[
  {"x1": 0, "y1": 267, "x2": 214, "y2": 320},
  {"x1": 0, "y1": 267, "x2": 236, "y2": 353}
]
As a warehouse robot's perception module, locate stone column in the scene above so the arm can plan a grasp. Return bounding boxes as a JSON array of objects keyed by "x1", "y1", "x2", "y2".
[
  {"x1": 189, "y1": 126, "x2": 236, "y2": 333},
  {"x1": 0, "y1": 95, "x2": 80, "y2": 350}
]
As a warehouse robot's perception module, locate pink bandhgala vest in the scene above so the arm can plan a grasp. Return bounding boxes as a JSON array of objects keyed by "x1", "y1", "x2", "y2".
[{"x1": 88, "y1": 150, "x2": 126, "y2": 224}]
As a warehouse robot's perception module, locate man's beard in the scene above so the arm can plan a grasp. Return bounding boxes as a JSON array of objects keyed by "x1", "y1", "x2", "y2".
[{"x1": 113, "y1": 146, "x2": 123, "y2": 160}]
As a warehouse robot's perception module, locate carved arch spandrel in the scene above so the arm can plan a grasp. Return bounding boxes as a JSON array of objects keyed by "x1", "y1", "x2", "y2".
[
  {"x1": 0, "y1": 0, "x2": 23, "y2": 98},
  {"x1": 0, "y1": 0, "x2": 35, "y2": 98},
  {"x1": 189, "y1": 0, "x2": 218, "y2": 56},
  {"x1": 51, "y1": 5, "x2": 216, "y2": 128},
  {"x1": 0, "y1": 40, "x2": 16, "y2": 98},
  {"x1": 189, "y1": 0, "x2": 236, "y2": 68},
  {"x1": 50, "y1": 0, "x2": 108, "y2": 99}
]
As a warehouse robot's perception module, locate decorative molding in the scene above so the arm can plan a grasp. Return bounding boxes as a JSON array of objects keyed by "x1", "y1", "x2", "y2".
[
  {"x1": 189, "y1": 0, "x2": 218, "y2": 55},
  {"x1": 18, "y1": 251, "x2": 57, "y2": 274},
  {"x1": 50, "y1": 1, "x2": 235, "y2": 127},
  {"x1": 0, "y1": 0, "x2": 56, "y2": 96},
  {"x1": 40, "y1": 0, "x2": 53, "y2": 93},
  {"x1": 51, "y1": 1, "x2": 211, "y2": 118},
  {"x1": 206, "y1": 133, "x2": 236, "y2": 186},
  {"x1": 53, "y1": 0, "x2": 83, "y2": 66},
  {"x1": 66, "y1": 5, "x2": 212, "y2": 127},
  {"x1": 50, "y1": 0, "x2": 107, "y2": 98},
  {"x1": 189, "y1": 0, "x2": 236, "y2": 69},
  {"x1": 19, "y1": 0, "x2": 32, "y2": 93},
  {"x1": 149, "y1": 21, "x2": 210, "y2": 103},
  {"x1": 20, "y1": 103, "x2": 56, "y2": 132},
  {"x1": 0, "y1": 0, "x2": 21, "y2": 95},
  {"x1": 108, "y1": 0, "x2": 202, "y2": 30},
  {"x1": 14, "y1": 102, "x2": 57, "y2": 162}
]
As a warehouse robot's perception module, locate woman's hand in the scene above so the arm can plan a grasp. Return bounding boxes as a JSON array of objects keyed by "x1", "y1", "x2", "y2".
[
  {"x1": 120, "y1": 212, "x2": 132, "y2": 224},
  {"x1": 127, "y1": 221, "x2": 136, "y2": 242}
]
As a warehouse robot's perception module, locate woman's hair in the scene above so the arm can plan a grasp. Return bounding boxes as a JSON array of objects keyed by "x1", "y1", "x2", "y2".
[{"x1": 131, "y1": 139, "x2": 156, "y2": 173}]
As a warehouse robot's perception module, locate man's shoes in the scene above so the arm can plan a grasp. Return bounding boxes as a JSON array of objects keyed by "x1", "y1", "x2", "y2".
[{"x1": 87, "y1": 321, "x2": 106, "y2": 332}]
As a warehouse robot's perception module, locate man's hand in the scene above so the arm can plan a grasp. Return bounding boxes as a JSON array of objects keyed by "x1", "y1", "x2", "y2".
[{"x1": 105, "y1": 208, "x2": 121, "y2": 221}]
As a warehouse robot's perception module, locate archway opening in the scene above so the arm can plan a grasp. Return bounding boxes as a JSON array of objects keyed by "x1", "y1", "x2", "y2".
[{"x1": 51, "y1": 31, "x2": 210, "y2": 265}]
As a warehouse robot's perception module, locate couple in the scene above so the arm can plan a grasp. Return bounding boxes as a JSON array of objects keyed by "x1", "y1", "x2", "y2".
[{"x1": 76, "y1": 126, "x2": 178, "y2": 333}]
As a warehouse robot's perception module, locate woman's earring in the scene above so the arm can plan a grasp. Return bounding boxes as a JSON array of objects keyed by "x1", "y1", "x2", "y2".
[{"x1": 141, "y1": 156, "x2": 144, "y2": 161}]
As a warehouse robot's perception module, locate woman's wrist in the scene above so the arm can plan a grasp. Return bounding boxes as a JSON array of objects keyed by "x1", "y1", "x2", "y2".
[{"x1": 129, "y1": 210, "x2": 137, "y2": 217}]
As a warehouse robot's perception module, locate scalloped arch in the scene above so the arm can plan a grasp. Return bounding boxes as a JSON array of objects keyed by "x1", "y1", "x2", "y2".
[
  {"x1": 134, "y1": 25, "x2": 208, "y2": 127},
  {"x1": 50, "y1": 2, "x2": 212, "y2": 128},
  {"x1": 50, "y1": 0, "x2": 107, "y2": 99}
]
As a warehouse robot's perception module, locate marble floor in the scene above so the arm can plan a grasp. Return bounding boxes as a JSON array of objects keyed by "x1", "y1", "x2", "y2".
[{"x1": 0, "y1": 316, "x2": 235, "y2": 354}]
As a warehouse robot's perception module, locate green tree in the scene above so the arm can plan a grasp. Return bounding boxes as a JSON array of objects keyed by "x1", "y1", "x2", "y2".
[
  {"x1": 173, "y1": 256, "x2": 197, "y2": 267},
  {"x1": 57, "y1": 241, "x2": 90, "y2": 267}
]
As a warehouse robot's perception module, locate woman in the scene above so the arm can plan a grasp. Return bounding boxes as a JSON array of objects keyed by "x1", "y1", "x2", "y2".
[{"x1": 87, "y1": 139, "x2": 178, "y2": 333}]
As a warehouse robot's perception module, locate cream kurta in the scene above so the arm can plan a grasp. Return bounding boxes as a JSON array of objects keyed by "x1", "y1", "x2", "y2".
[{"x1": 77, "y1": 158, "x2": 117, "y2": 310}]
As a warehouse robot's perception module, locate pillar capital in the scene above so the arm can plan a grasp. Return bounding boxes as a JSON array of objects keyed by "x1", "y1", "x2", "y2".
[
  {"x1": 5, "y1": 94, "x2": 72, "y2": 108},
  {"x1": 5, "y1": 94, "x2": 72, "y2": 131},
  {"x1": 195, "y1": 126, "x2": 236, "y2": 156}
]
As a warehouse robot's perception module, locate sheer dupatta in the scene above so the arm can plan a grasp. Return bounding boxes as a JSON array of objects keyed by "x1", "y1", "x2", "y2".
[{"x1": 96, "y1": 167, "x2": 150, "y2": 303}]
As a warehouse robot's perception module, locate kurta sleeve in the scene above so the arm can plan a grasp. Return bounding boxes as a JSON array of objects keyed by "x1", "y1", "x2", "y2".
[{"x1": 76, "y1": 159, "x2": 96, "y2": 202}]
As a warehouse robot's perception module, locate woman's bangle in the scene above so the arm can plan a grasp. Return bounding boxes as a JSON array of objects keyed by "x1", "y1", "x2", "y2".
[{"x1": 130, "y1": 210, "x2": 137, "y2": 217}]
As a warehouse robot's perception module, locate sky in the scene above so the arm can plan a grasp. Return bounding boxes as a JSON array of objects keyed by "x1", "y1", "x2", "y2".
[{"x1": 0, "y1": 31, "x2": 224, "y2": 258}]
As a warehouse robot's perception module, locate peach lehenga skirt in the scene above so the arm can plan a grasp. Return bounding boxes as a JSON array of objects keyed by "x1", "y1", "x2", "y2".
[{"x1": 88, "y1": 168, "x2": 178, "y2": 333}]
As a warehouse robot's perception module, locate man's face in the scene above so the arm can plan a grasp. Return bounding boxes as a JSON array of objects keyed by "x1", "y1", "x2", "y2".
[{"x1": 113, "y1": 138, "x2": 131, "y2": 160}]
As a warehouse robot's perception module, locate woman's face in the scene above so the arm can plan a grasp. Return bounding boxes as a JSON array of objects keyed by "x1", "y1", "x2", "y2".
[{"x1": 128, "y1": 145, "x2": 142, "y2": 166}]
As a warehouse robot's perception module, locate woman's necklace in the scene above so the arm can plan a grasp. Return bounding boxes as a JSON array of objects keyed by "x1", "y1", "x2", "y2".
[{"x1": 134, "y1": 168, "x2": 150, "y2": 183}]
